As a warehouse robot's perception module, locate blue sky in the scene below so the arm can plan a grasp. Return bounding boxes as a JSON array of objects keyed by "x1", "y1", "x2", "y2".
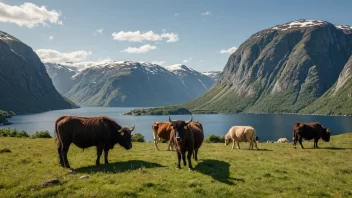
[{"x1": 1, "y1": 0, "x2": 351, "y2": 72}]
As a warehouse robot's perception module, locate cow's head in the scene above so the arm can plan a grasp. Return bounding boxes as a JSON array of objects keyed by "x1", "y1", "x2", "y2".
[
  {"x1": 224, "y1": 136, "x2": 232, "y2": 145},
  {"x1": 322, "y1": 128, "x2": 331, "y2": 142},
  {"x1": 118, "y1": 125, "x2": 135, "y2": 149},
  {"x1": 169, "y1": 115, "x2": 192, "y2": 145}
]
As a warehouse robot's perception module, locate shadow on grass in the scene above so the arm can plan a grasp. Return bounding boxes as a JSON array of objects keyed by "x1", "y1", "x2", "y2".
[
  {"x1": 195, "y1": 159, "x2": 245, "y2": 185},
  {"x1": 74, "y1": 160, "x2": 165, "y2": 174},
  {"x1": 305, "y1": 147, "x2": 352, "y2": 150}
]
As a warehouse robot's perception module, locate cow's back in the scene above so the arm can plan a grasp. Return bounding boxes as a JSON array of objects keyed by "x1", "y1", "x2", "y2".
[
  {"x1": 155, "y1": 122, "x2": 173, "y2": 140},
  {"x1": 293, "y1": 122, "x2": 323, "y2": 140}
]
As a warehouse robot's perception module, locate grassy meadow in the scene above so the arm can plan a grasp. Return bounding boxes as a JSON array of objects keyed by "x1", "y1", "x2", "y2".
[{"x1": 1, "y1": 133, "x2": 352, "y2": 198}]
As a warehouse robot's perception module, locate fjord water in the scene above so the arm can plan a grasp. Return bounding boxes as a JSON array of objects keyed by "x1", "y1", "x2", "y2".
[{"x1": 1, "y1": 107, "x2": 351, "y2": 142}]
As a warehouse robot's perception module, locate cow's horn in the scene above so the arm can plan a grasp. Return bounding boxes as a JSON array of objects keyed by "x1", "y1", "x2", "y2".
[
  {"x1": 130, "y1": 125, "x2": 135, "y2": 132},
  {"x1": 186, "y1": 115, "x2": 193, "y2": 124},
  {"x1": 169, "y1": 115, "x2": 172, "y2": 122}
]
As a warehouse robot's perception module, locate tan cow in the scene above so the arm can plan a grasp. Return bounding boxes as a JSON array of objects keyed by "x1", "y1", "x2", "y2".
[
  {"x1": 277, "y1": 138, "x2": 289, "y2": 143},
  {"x1": 224, "y1": 126, "x2": 258, "y2": 150},
  {"x1": 152, "y1": 122, "x2": 174, "y2": 151}
]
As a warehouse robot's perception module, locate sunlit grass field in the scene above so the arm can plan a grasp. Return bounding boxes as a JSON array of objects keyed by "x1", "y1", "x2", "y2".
[{"x1": 1, "y1": 133, "x2": 352, "y2": 198}]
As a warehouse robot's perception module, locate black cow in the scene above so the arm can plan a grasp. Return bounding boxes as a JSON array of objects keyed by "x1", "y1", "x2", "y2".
[{"x1": 292, "y1": 122, "x2": 331, "y2": 149}]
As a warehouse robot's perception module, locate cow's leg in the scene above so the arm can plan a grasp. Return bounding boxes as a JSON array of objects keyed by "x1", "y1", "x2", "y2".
[
  {"x1": 96, "y1": 143, "x2": 104, "y2": 166},
  {"x1": 293, "y1": 130, "x2": 298, "y2": 149},
  {"x1": 104, "y1": 147, "x2": 110, "y2": 164},
  {"x1": 187, "y1": 149, "x2": 194, "y2": 170},
  {"x1": 194, "y1": 149, "x2": 198, "y2": 161},
  {"x1": 299, "y1": 137, "x2": 304, "y2": 149},
  {"x1": 176, "y1": 151, "x2": 181, "y2": 169},
  {"x1": 248, "y1": 140, "x2": 253, "y2": 150},
  {"x1": 154, "y1": 138, "x2": 159, "y2": 151},
  {"x1": 62, "y1": 143, "x2": 71, "y2": 168},
  {"x1": 182, "y1": 150, "x2": 187, "y2": 166},
  {"x1": 232, "y1": 138, "x2": 235, "y2": 149},
  {"x1": 167, "y1": 140, "x2": 171, "y2": 151},
  {"x1": 237, "y1": 141, "x2": 241, "y2": 149},
  {"x1": 314, "y1": 138, "x2": 319, "y2": 148},
  {"x1": 57, "y1": 142, "x2": 64, "y2": 167}
]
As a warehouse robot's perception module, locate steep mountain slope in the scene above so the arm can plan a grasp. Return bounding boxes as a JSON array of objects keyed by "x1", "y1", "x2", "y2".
[
  {"x1": 300, "y1": 56, "x2": 352, "y2": 115},
  {"x1": 0, "y1": 31, "x2": 78, "y2": 114},
  {"x1": 45, "y1": 63, "x2": 78, "y2": 94},
  {"x1": 181, "y1": 20, "x2": 352, "y2": 114},
  {"x1": 49, "y1": 61, "x2": 215, "y2": 107},
  {"x1": 203, "y1": 71, "x2": 221, "y2": 82},
  {"x1": 165, "y1": 64, "x2": 214, "y2": 97}
]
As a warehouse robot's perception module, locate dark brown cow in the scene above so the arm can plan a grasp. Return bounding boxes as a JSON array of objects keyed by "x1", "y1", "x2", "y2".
[
  {"x1": 55, "y1": 116, "x2": 134, "y2": 168},
  {"x1": 189, "y1": 121, "x2": 204, "y2": 161},
  {"x1": 292, "y1": 122, "x2": 331, "y2": 149},
  {"x1": 152, "y1": 122, "x2": 174, "y2": 151},
  {"x1": 168, "y1": 115, "x2": 195, "y2": 170}
]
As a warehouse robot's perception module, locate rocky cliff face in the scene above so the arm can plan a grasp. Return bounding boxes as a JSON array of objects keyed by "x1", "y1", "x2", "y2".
[
  {"x1": 46, "y1": 61, "x2": 215, "y2": 107},
  {"x1": 300, "y1": 55, "x2": 352, "y2": 115},
  {"x1": 178, "y1": 20, "x2": 352, "y2": 114},
  {"x1": 0, "y1": 31, "x2": 78, "y2": 114}
]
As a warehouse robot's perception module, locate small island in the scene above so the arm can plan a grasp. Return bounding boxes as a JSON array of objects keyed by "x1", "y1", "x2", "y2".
[{"x1": 0, "y1": 110, "x2": 14, "y2": 126}]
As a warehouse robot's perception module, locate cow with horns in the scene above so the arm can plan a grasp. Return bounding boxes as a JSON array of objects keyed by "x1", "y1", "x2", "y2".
[
  {"x1": 55, "y1": 116, "x2": 135, "y2": 168},
  {"x1": 292, "y1": 122, "x2": 331, "y2": 149}
]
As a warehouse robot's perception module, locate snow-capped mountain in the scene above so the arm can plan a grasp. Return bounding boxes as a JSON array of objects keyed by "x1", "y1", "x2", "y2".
[
  {"x1": 202, "y1": 71, "x2": 221, "y2": 82},
  {"x1": 45, "y1": 61, "x2": 215, "y2": 107}
]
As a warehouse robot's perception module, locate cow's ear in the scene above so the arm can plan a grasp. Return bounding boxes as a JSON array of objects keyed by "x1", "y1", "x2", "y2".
[
  {"x1": 119, "y1": 129, "x2": 124, "y2": 136},
  {"x1": 184, "y1": 125, "x2": 188, "y2": 130}
]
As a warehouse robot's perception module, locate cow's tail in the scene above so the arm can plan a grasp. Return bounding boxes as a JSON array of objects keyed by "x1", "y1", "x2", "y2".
[
  {"x1": 55, "y1": 118, "x2": 66, "y2": 167},
  {"x1": 250, "y1": 127, "x2": 258, "y2": 150}
]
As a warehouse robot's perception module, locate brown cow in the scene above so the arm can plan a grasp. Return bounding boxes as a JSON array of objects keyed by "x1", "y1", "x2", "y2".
[
  {"x1": 152, "y1": 122, "x2": 174, "y2": 151},
  {"x1": 292, "y1": 122, "x2": 331, "y2": 149},
  {"x1": 189, "y1": 121, "x2": 204, "y2": 161},
  {"x1": 168, "y1": 115, "x2": 195, "y2": 170},
  {"x1": 55, "y1": 116, "x2": 134, "y2": 168}
]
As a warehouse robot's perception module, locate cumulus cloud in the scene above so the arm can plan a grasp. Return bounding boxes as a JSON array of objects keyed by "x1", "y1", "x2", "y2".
[
  {"x1": 151, "y1": 61, "x2": 166, "y2": 65},
  {"x1": 112, "y1": 31, "x2": 179, "y2": 42},
  {"x1": 0, "y1": 2, "x2": 63, "y2": 28},
  {"x1": 201, "y1": 11, "x2": 211, "y2": 16},
  {"x1": 35, "y1": 49, "x2": 92, "y2": 63},
  {"x1": 220, "y1": 46, "x2": 238, "y2": 54},
  {"x1": 49, "y1": 36, "x2": 54, "y2": 40},
  {"x1": 120, "y1": 44, "x2": 156, "y2": 54},
  {"x1": 183, "y1": 57, "x2": 192, "y2": 63},
  {"x1": 94, "y1": 28, "x2": 103, "y2": 35}
]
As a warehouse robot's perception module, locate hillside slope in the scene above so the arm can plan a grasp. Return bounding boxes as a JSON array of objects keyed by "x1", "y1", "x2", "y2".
[{"x1": 0, "y1": 31, "x2": 78, "y2": 114}]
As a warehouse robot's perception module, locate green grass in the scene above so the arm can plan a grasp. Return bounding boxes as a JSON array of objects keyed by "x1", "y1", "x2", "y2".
[{"x1": 1, "y1": 133, "x2": 352, "y2": 197}]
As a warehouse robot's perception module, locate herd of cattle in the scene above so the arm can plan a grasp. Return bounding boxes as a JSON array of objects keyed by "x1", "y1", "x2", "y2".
[{"x1": 54, "y1": 115, "x2": 331, "y2": 170}]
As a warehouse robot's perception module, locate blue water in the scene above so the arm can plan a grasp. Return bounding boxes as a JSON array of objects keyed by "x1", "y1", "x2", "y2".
[{"x1": 1, "y1": 107, "x2": 351, "y2": 142}]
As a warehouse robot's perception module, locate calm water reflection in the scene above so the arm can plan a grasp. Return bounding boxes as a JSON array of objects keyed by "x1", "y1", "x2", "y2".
[{"x1": 1, "y1": 107, "x2": 351, "y2": 142}]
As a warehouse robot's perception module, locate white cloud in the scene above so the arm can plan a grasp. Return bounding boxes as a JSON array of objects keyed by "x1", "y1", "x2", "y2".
[
  {"x1": 120, "y1": 44, "x2": 156, "y2": 54},
  {"x1": 35, "y1": 49, "x2": 92, "y2": 63},
  {"x1": 220, "y1": 46, "x2": 238, "y2": 54},
  {"x1": 112, "y1": 31, "x2": 179, "y2": 42},
  {"x1": 151, "y1": 61, "x2": 166, "y2": 65},
  {"x1": 94, "y1": 28, "x2": 103, "y2": 35},
  {"x1": 201, "y1": 11, "x2": 212, "y2": 16},
  {"x1": 67, "y1": 58, "x2": 113, "y2": 70},
  {"x1": 174, "y1": 13, "x2": 179, "y2": 16},
  {"x1": 183, "y1": 57, "x2": 192, "y2": 63},
  {"x1": 49, "y1": 36, "x2": 54, "y2": 40},
  {"x1": 0, "y1": 2, "x2": 63, "y2": 28}
]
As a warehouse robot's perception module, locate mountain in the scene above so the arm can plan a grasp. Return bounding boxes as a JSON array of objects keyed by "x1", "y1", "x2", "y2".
[
  {"x1": 0, "y1": 31, "x2": 78, "y2": 115},
  {"x1": 165, "y1": 64, "x2": 215, "y2": 97},
  {"x1": 45, "y1": 61, "x2": 215, "y2": 107},
  {"x1": 300, "y1": 55, "x2": 352, "y2": 115},
  {"x1": 127, "y1": 20, "x2": 352, "y2": 115},
  {"x1": 45, "y1": 63, "x2": 78, "y2": 94},
  {"x1": 202, "y1": 71, "x2": 221, "y2": 82}
]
